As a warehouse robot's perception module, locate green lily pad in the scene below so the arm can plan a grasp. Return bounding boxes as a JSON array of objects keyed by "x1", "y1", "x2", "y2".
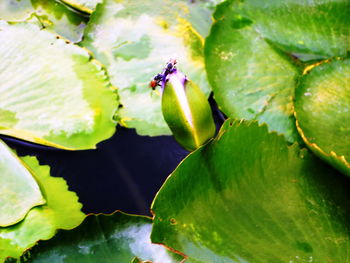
[
  {"x1": 236, "y1": 0, "x2": 350, "y2": 62},
  {"x1": 0, "y1": 139, "x2": 45, "y2": 227},
  {"x1": 0, "y1": 21, "x2": 118, "y2": 150},
  {"x1": 60, "y1": 0, "x2": 102, "y2": 14},
  {"x1": 81, "y1": 0, "x2": 212, "y2": 136},
  {"x1": 0, "y1": 155, "x2": 84, "y2": 262},
  {"x1": 152, "y1": 119, "x2": 350, "y2": 262},
  {"x1": 0, "y1": 0, "x2": 89, "y2": 43},
  {"x1": 205, "y1": 0, "x2": 350, "y2": 142},
  {"x1": 24, "y1": 212, "x2": 183, "y2": 263},
  {"x1": 295, "y1": 58, "x2": 350, "y2": 176}
]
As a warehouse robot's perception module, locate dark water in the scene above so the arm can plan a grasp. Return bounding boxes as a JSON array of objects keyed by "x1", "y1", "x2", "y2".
[
  {"x1": 2, "y1": 95, "x2": 225, "y2": 216},
  {"x1": 3, "y1": 128, "x2": 188, "y2": 216}
]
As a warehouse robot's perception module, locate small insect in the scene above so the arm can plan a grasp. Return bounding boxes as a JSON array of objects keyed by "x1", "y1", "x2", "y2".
[
  {"x1": 149, "y1": 73, "x2": 163, "y2": 90},
  {"x1": 165, "y1": 59, "x2": 177, "y2": 74},
  {"x1": 149, "y1": 59, "x2": 178, "y2": 90}
]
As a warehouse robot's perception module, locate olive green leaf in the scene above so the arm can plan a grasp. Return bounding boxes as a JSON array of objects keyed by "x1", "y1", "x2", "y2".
[
  {"x1": 0, "y1": 139, "x2": 45, "y2": 227},
  {"x1": 0, "y1": 21, "x2": 118, "y2": 150},
  {"x1": 60, "y1": 0, "x2": 103, "y2": 14},
  {"x1": 24, "y1": 212, "x2": 183, "y2": 263},
  {"x1": 152, "y1": 119, "x2": 350, "y2": 262},
  {"x1": 0, "y1": 0, "x2": 89, "y2": 43},
  {"x1": 0, "y1": 154, "x2": 84, "y2": 262},
  {"x1": 81, "y1": 0, "x2": 213, "y2": 136},
  {"x1": 295, "y1": 58, "x2": 350, "y2": 176},
  {"x1": 205, "y1": 0, "x2": 350, "y2": 143}
]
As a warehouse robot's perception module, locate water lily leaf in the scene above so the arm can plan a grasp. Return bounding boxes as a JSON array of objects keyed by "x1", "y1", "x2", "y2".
[
  {"x1": 236, "y1": 0, "x2": 350, "y2": 62},
  {"x1": 0, "y1": 21, "x2": 118, "y2": 150},
  {"x1": 60, "y1": 0, "x2": 103, "y2": 14},
  {"x1": 295, "y1": 58, "x2": 350, "y2": 176},
  {"x1": 0, "y1": 155, "x2": 84, "y2": 262},
  {"x1": 81, "y1": 0, "x2": 212, "y2": 136},
  {"x1": 205, "y1": 0, "x2": 350, "y2": 142},
  {"x1": 25, "y1": 212, "x2": 183, "y2": 263},
  {"x1": 0, "y1": 0, "x2": 34, "y2": 21},
  {"x1": 0, "y1": 139, "x2": 45, "y2": 227},
  {"x1": 0, "y1": 0, "x2": 89, "y2": 43},
  {"x1": 152, "y1": 119, "x2": 350, "y2": 262}
]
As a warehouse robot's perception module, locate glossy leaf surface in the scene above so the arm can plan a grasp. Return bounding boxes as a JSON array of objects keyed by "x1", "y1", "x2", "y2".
[
  {"x1": 82, "y1": 0, "x2": 212, "y2": 136},
  {"x1": 236, "y1": 0, "x2": 350, "y2": 61},
  {"x1": 0, "y1": 0, "x2": 89, "y2": 42},
  {"x1": 0, "y1": 140, "x2": 45, "y2": 227},
  {"x1": 1, "y1": 155, "x2": 84, "y2": 262},
  {"x1": 205, "y1": 0, "x2": 350, "y2": 142},
  {"x1": 295, "y1": 59, "x2": 350, "y2": 176},
  {"x1": 26, "y1": 212, "x2": 183, "y2": 263},
  {"x1": 152, "y1": 120, "x2": 350, "y2": 262},
  {"x1": 0, "y1": 21, "x2": 118, "y2": 150}
]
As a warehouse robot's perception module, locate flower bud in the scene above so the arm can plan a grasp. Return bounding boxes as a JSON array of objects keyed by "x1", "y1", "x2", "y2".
[{"x1": 161, "y1": 68, "x2": 215, "y2": 151}]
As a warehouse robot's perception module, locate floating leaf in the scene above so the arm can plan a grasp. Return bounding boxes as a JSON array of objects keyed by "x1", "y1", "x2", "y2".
[
  {"x1": 295, "y1": 58, "x2": 350, "y2": 176},
  {"x1": 60, "y1": 0, "x2": 103, "y2": 14},
  {"x1": 0, "y1": 21, "x2": 118, "y2": 150},
  {"x1": 0, "y1": 0, "x2": 89, "y2": 42},
  {"x1": 25, "y1": 212, "x2": 183, "y2": 263},
  {"x1": 0, "y1": 0, "x2": 35, "y2": 21},
  {"x1": 235, "y1": 0, "x2": 350, "y2": 62},
  {"x1": 0, "y1": 155, "x2": 84, "y2": 262},
  {"x1": 0, "y1": 139, "x2": 45, "y2": 227},
  {"x1": 152, "y1": 120, "x2": 350, "y2": 262},
  {"x1": 81, "y1": 0, "x2": 213, "y2": 136},
  {"x1": 205, "y1": 0, "x2": 350, "y2": 142}
]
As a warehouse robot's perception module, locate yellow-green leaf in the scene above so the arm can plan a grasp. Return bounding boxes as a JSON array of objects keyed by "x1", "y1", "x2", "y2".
[
  {"x1": 0, "y1": 0, "x2": 89, "y2": 43},
  {"x1": 0, "y1": 21, "x2": 118, "y2": 150},
  {"x1": 0, "y1": 155, "x2": 84, "y2": 262},
  {"x1": 295, "y1": 58, "x2": 350, "y2": 176},
  {"x1": 0, "y1": 139, "x2": 45, "y2": 227}
]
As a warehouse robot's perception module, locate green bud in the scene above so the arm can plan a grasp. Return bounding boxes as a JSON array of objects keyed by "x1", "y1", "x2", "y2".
[{"x1": 161, "y1": 69, "x2": 216, "y2": 151}]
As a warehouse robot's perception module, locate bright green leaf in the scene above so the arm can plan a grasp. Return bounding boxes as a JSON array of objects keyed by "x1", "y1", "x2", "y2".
[
  {"x1": 152, "y1": 119, "x2": 350, "y2": 262},
  {"x1": 0, "y1": 155, "x2": 84, "y2": 262},
  {"x1": 0, "y1": 0, "x2": 89, "y2": 43},
  {"x1": 295, "y1": 58, "x2": 350, "y2": 176},
  {"x1": 0, "y1": 21, "x2": 118, "y2": 150},
  {"x1": 205, "y1": 0, "x2": 350, "y2": 143},
  {"x1": 237, "y1": 0, "x2": 350, "y2": 62},
  {"x1": 60, "y1": 0, "x2": 103, "y2": 14},
  {"x1": 0, "y1": 139, "x2": 45, "y2": 227},
  {"x1": 81, "y1": 0, "x2": 212, "y2": 136},
  {"x1": 25, "y1": 212, "x2": 183, "y2": 263}
]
